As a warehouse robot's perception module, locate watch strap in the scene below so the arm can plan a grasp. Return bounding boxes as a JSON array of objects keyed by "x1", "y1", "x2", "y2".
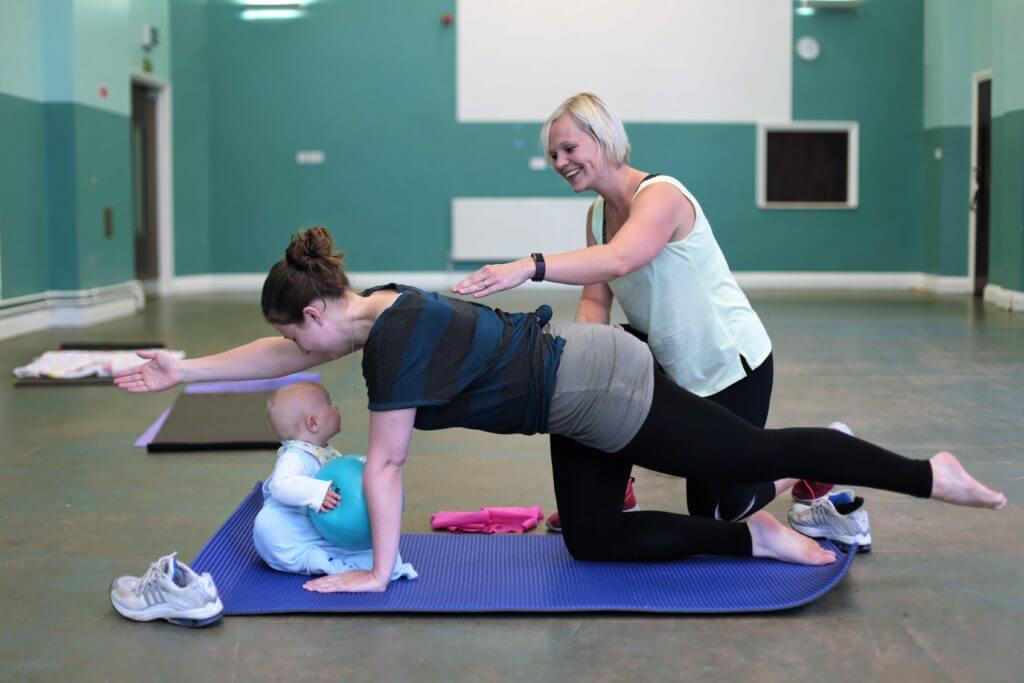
[{"x1": 530, "y1": 253, "x2": 546, "y2": 282}]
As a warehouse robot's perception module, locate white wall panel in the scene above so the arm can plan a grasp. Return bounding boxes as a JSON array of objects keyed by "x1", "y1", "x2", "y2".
[
  {"x1": 451, "y1": 198, "x2": 593, "y2": 261},
  {"x1": 457, "y1": 0, "x2": 792, "y2": 123}
]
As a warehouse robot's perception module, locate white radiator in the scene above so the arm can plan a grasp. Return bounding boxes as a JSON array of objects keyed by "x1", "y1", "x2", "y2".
[{"x1": 451, "y1": 197, "x2": 593, "y2": 261}]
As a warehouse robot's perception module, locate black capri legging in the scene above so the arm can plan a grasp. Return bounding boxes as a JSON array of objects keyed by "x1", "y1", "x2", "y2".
[
  {"x1": 619, "y1": 325, "x2": 777, "y2": 521},
  {"x1": 687, "y1": 353, "x2": 776, "y2": 521},
  {"x1": 550, "y1": 369, "x2": 933, "y2": 562}
]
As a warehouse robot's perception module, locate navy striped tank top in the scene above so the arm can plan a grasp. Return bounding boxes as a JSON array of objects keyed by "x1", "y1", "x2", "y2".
[{"x1": 361, "y1": 284, "x2": 565, "y2": 435}]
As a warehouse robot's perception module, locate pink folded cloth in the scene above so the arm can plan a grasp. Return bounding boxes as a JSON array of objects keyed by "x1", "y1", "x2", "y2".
[{"x1": 430, "y1": 506, "x2": 546, "y2": 534}]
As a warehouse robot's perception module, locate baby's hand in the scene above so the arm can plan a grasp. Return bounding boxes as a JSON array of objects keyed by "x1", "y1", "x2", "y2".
[{"x1": 319, "y1": 488, "x2": 341, "y2": 512}]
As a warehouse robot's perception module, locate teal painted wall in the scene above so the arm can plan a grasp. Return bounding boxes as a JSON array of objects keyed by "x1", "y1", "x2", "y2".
[
  {"x1": 922, "y1": 127, "x2": 970, "y2": 276},
  {"x1": 206, "y1": 0, "x2": 458, "y2": 273},
  {"x1": 0, "y1": 5, "x2": 48, "y2": 299},
  {"x1": 170, "y1": 0, "x2": 211, "y2": 276},
  {"x1": 66, "y1": 0, "x2": 171, "y2": 289},
  {"x1": 787, "y1": 0, "x2": 924, "y2": 272},
  {"x1": 73, "y1": 106, "x2": 135, "y2": 289},
  {"x1": 201, "y1": 0, "x2": 926, "y2": 275},
  {"x1": 0, "y1": 0, "x2": 172, "y2": 297},
  {"x1": 922, "y1": 0, "x2": 984, "y2": 279},
  {"x1": 44, "y1": 104, "x2": 80, "y2": 290},
  {"x1": 989, "y1": 110, "x2": 1024, "y2": 292},
  {"x1": 922, "y1": 0, "x2": 1024, "y2": 291},
  {"x1": 992, "y1": 0, "x2": 1024, "y2": 118},
  {"x1": 0, "y1": 93, "x2": 49, "y2": 298},
  {"x1": 9, "y1": 0, "x2": 1018, "y2": 295},
  {"x1": 988, "y1": 0, "x2": 1024, "y2": 291}
]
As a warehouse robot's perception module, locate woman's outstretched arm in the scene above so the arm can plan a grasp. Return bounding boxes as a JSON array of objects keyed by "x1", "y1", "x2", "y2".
[
  {"x1": 303, "y1": 407, "x2": 417, "y2": 593},
  {"x1": 112, "y1": 337, "x2": 335, "y2": 392},
  {"x1": 452, "y1": 184, "x2": 690, "y2": 297}
]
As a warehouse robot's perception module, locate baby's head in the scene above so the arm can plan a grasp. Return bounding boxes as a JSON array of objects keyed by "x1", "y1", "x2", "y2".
[{"x1": 267, "y1": 381, "x2": 342, "y2": 445}]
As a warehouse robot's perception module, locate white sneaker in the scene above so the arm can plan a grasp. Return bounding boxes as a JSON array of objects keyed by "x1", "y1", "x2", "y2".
[
  {"x1": 109, "y1": 553, "x2": 223, "y2": 627},
  {"x1": 828, "y1": 421, "x2": 854, "y2": 437},
  {"x1": 792, "y1": 421, "x2": 857, "y2": 504},
  {"x1": 788, "y1": 490, "x2": 872, "y2": 553}
]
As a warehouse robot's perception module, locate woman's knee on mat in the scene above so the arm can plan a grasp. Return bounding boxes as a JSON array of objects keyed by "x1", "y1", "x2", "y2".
[{"x1": 561, "y1": 522, "x2": 620, "y2": 561}]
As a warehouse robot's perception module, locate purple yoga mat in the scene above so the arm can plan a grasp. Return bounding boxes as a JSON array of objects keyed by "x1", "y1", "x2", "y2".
[
  {"x1": 134, "y1": 408, "x2": 171, "y2": 448},
  {"x1": 133, "y1": 373, "x2": 320, "y2": 447},
  {"x1": 192, "y1": 484, "x2": 857, "y2": 615},
  {"x1": 185, "y1": 372, "x2": 320, "y2": 394}
]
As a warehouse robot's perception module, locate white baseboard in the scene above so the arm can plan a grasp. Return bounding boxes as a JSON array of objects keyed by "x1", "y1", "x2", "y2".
[
  {"x1": 983, "y1": 283, "x2": 1024, "y2": 311},
  {"x1": 173, "y1": 274, "x2": 261, "y2": 295},
  {"x1": 172, "y1": 271, "x2": 982, "y2": 296},
  {"x1": 0, "y1": 281, "x2": 145, "y2": 342},
  {"x1": 917, "y1": 274, "x2": 973, "y2": 294},
  {"x1": 735, "y1": 272, "x2": 923, "y2": 290}
]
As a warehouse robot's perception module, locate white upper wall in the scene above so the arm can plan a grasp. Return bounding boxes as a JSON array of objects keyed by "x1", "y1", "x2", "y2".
[{"x1": 456, "y1": 0, "x2": 792, "y2": 123}]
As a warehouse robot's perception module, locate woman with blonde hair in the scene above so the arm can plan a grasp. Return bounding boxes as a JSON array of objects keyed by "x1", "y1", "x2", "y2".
[{"x1": 454, "y1": 93, "x2": 844, "y2": 537}]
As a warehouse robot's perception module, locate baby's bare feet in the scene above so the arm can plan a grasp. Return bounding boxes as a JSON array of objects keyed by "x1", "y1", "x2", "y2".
[
  {"x1": 747, "y1": 511, "x2": 836, "y2": 565},
  {"x1": 930, "y1": 451, "x2": 1007, "y2": 509}
]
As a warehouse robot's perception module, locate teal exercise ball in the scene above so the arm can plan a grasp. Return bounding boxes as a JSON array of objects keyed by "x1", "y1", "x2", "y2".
[{"x1": 309, "y1": 455, "x2": 372, "y2": 551}]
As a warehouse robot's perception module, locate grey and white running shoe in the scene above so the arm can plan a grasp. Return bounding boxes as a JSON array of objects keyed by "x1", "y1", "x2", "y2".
[
  {"x1": 788, "y1": 489, "x2": 872, "y2": 553},
  {"x1": 110, "y1": 552, "x2": 223, "y2": 627}
]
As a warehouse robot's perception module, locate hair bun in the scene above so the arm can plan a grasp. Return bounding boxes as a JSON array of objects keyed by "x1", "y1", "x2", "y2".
[
  {"x1": 285, "y1": 226, "x2": 342, "y2": 271},
  {"x1": 262, "y1": 226, "x2": 350, "y2": 324}
]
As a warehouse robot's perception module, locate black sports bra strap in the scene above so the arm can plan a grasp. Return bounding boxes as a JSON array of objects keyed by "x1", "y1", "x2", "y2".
[{"x1": 602, "y1": 174, "x2": 663, "y2": 243}]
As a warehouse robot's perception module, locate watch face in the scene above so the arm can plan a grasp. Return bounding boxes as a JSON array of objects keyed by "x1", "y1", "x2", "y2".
[{"x1": 796, "y1": 36, "x2": 820, "y2": 61}]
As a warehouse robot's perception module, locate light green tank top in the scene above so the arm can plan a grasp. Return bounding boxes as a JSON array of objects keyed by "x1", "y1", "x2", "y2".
[{"x1": 591, "y1": 175, "x2": 771, "y2": 397}]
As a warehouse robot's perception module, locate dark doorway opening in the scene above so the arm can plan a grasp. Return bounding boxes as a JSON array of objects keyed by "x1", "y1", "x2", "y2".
[
  {"x1": 131, "y1": 82, "x2": 159, "y2": 286},
  {"x1": 972, "y1": 77, "x2": 991, "y2": 298}
]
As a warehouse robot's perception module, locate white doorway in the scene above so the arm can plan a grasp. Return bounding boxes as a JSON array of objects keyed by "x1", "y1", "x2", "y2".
[{"x1": 129, "y1": 71, "x2": 174, "y2": 297}]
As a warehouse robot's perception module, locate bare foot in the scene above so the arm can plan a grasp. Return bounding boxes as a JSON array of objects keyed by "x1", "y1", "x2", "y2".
[
  {"x1": 747, "y1": 511, "x2": 836, "y2": 565},
  {"x1": 930, "y1": 451, "x2": 1007, "y2": 509},
  {"x1": 774, "y1": 478, "x2": 799, "y2": 497}
]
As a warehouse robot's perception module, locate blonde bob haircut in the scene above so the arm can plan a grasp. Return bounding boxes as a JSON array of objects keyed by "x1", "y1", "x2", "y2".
[{"x1": 541, "y1": 93, "x2": 631, "y2": 168}]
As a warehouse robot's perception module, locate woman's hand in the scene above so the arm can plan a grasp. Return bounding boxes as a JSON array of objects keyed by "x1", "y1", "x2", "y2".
[
  {"x1": 112, "y1": 350, "x2": 185, "y2": 393},
  {"x1": 303, "y1": 570, "x2": 387, "y2": 593},
  {"x1": 452, "y1": 258, "x2": 535, "y2": 298}
]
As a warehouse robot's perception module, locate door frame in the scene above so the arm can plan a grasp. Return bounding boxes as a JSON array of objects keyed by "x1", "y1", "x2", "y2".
[
  {"x1": 130, "y1": 70, "x2": 175, "y2": 297},
  {"x1": 968, "y1": 69, "x2": 992, "y2": 288}
]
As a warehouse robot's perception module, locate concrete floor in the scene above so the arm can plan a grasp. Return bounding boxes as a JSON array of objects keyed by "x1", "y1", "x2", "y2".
[{"x1": 1, "y1": 290, "x2": 1022, "y2": 682}]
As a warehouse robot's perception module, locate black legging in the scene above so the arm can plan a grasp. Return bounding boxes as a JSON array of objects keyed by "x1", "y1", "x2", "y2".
[
  {"x1": 620, "y1": 325, "x2": 776, "y2": 521},
  {"x1": 550, "y1": 370, "x2": 933, "y2": 562},
  {"x1": 688, "y1": 354, "x2": 776, "y2": 521}
]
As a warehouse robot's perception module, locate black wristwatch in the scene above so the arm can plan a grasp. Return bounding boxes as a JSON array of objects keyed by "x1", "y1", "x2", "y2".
[{"x1": 530, "y1": 253, "x2": 546, "y2": 282}]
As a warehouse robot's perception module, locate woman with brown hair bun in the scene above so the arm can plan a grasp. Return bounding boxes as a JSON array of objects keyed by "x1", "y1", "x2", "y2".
[{"x1": 115, "y1": 227, "x2": 1005, "y2": 594}]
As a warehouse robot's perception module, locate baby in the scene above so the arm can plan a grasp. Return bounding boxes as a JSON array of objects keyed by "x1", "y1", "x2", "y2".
[{"x1": 252, "y1": 381, "x2": 417, "y2": 580}]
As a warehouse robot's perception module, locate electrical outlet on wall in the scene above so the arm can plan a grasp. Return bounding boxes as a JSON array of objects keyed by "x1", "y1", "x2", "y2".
[{"x1": 296, "y1": 150, "x2": 325, "y2": 165}]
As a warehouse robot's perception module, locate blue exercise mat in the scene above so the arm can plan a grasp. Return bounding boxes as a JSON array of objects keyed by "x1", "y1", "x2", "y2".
[{"x1": 191, "y1": 484, "x2": 855, "y2": 615}]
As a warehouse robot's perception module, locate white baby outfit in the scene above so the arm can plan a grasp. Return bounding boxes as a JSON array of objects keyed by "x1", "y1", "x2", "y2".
[{"x1": 252, "y1": 439, "x2": 418, "y2": 580}]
